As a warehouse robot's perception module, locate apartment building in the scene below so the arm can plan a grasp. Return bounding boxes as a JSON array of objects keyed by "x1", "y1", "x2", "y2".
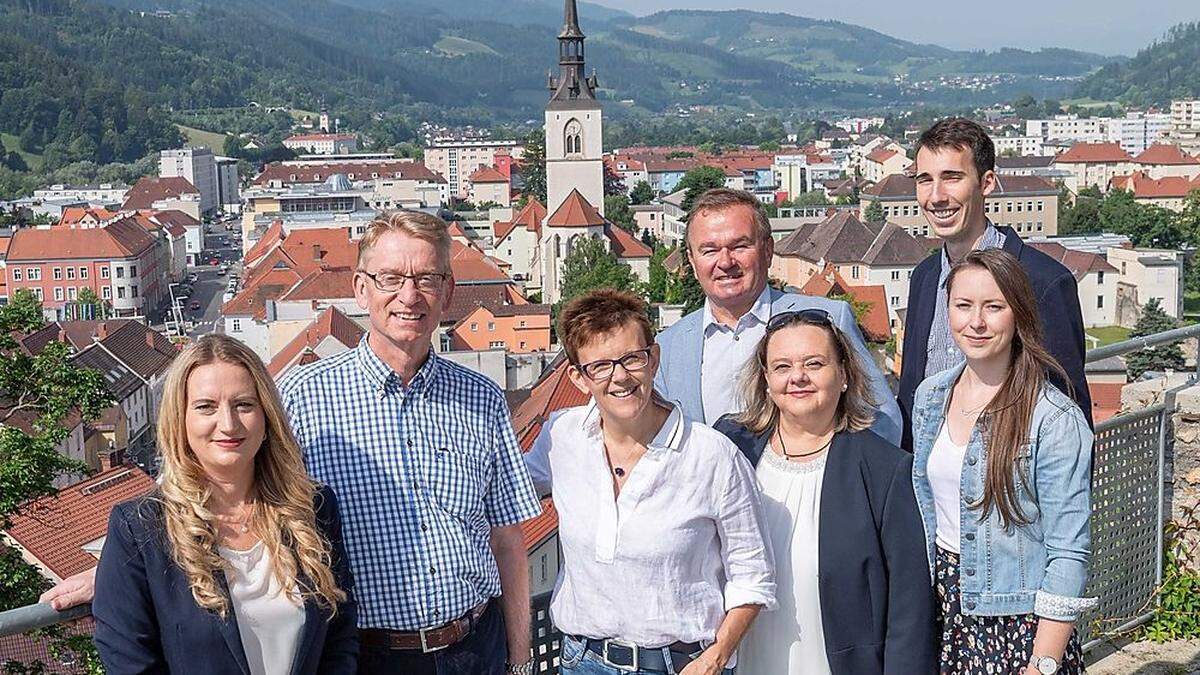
[
  {"x1": 1167, "y1": 100, "x2": 1200, "y2": 155},
  {"x1": 1052, "y1": 143, "x2": 1133, "y2": 192},
  {"x1": 425, "y1": 138, "x2": 524, "y2": 200},
  {"x1": 282, "y1": 133, "x2": 358, "y2": 155},
  {"x1": 860, "y1": 174, "x2": 1059, "y2": 237},
  {"x1": 160, "y1": 147, "x2": 218, "y2": 215}
]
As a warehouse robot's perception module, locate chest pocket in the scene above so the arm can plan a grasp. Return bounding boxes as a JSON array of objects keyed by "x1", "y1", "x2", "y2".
[{"x1": 416, "y1": 428, "x2": 491, "y2": 520}]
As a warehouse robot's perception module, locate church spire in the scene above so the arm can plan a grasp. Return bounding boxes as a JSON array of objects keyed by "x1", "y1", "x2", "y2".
[{"x1": 548, "y1": 0, "x2": 597, "y2": 106}]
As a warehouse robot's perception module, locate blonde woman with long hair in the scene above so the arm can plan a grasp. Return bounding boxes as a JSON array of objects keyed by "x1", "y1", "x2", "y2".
[{"x1": 93, "y1": 334, "x2": 357, "y2": 674}]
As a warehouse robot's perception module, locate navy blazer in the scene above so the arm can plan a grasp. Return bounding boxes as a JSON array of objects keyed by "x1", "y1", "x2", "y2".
[
  {"x1": 93, "y1": 485, "x2": 358, "y2": 675},
  {"x1": 714, "y1": 420, "x2": 937, "y2": 675},
  {"x1": 897, "y1": 225, "x2": 1092, "y2": 450}
]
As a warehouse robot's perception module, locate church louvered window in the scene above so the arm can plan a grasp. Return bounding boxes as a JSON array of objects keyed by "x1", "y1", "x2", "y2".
[{"x1": 565, "y1": 119, "x2": 583, "y2": 156}]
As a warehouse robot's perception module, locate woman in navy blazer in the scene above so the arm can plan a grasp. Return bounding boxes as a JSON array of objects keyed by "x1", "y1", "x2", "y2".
[
  {"x1": 94, "y1": 335, "x2": 356, "y2": 674},
  {"x1": 714, "y1": 309, "x2": 936, "y2": 674}
]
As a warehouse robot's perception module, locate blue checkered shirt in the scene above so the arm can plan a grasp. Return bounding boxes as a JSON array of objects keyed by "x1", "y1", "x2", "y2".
[{"x1": 278, "y1": 336, "x2": 543, "y2": 630}]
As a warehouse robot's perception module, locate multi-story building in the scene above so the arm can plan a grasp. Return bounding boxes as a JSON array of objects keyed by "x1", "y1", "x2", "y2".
[
  {"x1": 994, "y1": 156, "x2": 1076, "y2": 186},
  {"x1": 252, "y1": 159, "x2": 446, "y2": 208},
  {"x1": 1107, "y1": 246, "x2": 1184, "y2": 323},
  {"x1": 240, "y1": 175, "x2": 380, "y2": 247},
  {"x1": 1128, "y1": 144, "x2": 1200, "y2": 180},
  {"x1": 425, "y1": 138, "x2": 524, "y2": 200},
  {"x1": 1110, "y1": 172, "x2": 1200, "y2": 212},
  {"x1": 860, "y1": 174, "x2": 1060, "y2": 237},
  {"x1": 1167, "y1": 100, "x2": 1200, "y2": 156},
  {"x1": 773, "y1": 153, "x2": 842, "y2": 197},
  {"x1": 4, "y1": 216, "x2": 162, "y2": 319},
  {"x1": 1105, "y1": 112, "x2": 1171, "y2": 154},
  {"x1": 862, "y1": 148, "x2": 912, "y2": 183},
  {"x1": 1052, "y1": 143, "x2": 1133, "y2": 192},
  {"x1": 1028, "y1": 242, "x2": 1119, "y2": 327},
  {"x1": 215, "y1": 156, "x2": 241, "y2": 214},
  {"x1": 989, "y1": 135, "x2": 1046, "y2": 157},
  {"x1": 32, "y1": 183, "x2": 129, "y2": 206},
  {"x1": 467, "y1": 165, "x2": 512, "y2": 208},
  {"x1": 159, "y1": 147, "x2": 218, "y2": 215},
  {"x1": 1026, "y1": 115, "x2": 1107, "y2": 144},
  {"x1": 122, "y1": 176, "x2": 202, "y2": 221},
  {"x1": 448, "y1": 304, "x2": 552, "y2": 353},
  {"x1": 282, "y1": 133, "x2": 358, "y2": 155}
]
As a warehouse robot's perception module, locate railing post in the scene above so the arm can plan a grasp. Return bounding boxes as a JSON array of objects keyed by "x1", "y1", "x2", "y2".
[{"x1": 1156, "y1": 389, "x2": 1175, "y2": 604}]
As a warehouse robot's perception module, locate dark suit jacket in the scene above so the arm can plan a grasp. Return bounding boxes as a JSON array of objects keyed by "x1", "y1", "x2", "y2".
[
  {"x1": 93, "y1": 485, "x2": 357, "y2": 675},
  {"x1": 714, "y1": 421, "x2": 937, "y2": 675},
  {"x1": 897, "y1": 225, "x2": 1092, "y2": 450}
]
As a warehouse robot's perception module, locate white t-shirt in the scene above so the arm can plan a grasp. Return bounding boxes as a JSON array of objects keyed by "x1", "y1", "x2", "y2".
[
  {"x1": 218, "y1": 541, "x2": 306, "y2": 675},
  {"x1": 928, "y1": 422, "x2": 967, "y2": 554}
]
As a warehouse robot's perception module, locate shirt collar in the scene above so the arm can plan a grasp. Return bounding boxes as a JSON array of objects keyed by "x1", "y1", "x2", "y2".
[
  {"x1": 702, "y1": 284, "x2": 772, "y2": 333},
  {"x1": 582, "y1": 398, "x2": 687, "y2": 452},
  {"x1": 941, "y1": 221, "x2": 1004, "y2": 270},
  {"x1": 355, "y1": 333, "x2": 440, "y2": 395}
]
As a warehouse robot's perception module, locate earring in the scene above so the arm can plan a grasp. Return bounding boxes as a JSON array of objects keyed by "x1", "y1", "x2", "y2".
[{"x1": 841, "y1": 383, "x2": 848, "y2": 392}]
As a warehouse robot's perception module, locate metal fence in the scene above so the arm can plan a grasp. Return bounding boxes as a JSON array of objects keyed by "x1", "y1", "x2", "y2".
[{"x1": 3, "y1": 326, "x2": 1200, "y2": 668}]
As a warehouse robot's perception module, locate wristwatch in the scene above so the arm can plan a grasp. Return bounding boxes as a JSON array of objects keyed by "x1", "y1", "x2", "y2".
[
  {"x1": 1031, "y1": 655, "x2": 1059, "y2": 674},
  {"x1": 506, "y1": 662, "x2": 534, "y2": 675}
]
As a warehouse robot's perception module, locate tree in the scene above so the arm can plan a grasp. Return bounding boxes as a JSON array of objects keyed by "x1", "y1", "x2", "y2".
[
  {"x1": 604, "y1": 163, "x2": 626, "y2": 197},
  {"x1": 629, "y1": 181, "x2": 654, "y2": 206},
  {"x1": 0, "y1": 294, "x2": 114, "y2": 611},
  {"x1": 76, "y1": 287, "x2": 111, "y2": 320},
  {"x1": 790, "y1": 190, "x2": 832, "y2": 207},
  {"x1": 605, "y1": 195, "x2": 637, "y2": 233},
  {"x1": 518, "y1": 131, "x2": 547, "y2": 205},
  {"x1": 678, "y1": 166, "x2": 727, "y2": 212},
  {"x1": 558, "y1": 236, "x2": 642, "y2": 306},
  {"x1": 675, "y1": 251, "x2": 707, "y2": 314},
  {"x1": 1126, "y1": 298, "x2": 1185, "y2": 379},
  {"x1": 832, "y1": 293, "x2": 876, "y2": 339},
  {"x1": 863, "y1": 200, "x2": 885, "y2": 224}
]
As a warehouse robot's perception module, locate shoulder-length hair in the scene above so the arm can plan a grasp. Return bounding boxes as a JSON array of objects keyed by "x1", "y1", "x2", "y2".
[
  {"x1": 156, "y1": 334, "x2": 345, "y2": 617},
  {"x1": 734, "y1": 310, "x2": 877, "y2": 436},
  {"x1": 945, "y1": 249, "x2": 1070, "y2": 529}
]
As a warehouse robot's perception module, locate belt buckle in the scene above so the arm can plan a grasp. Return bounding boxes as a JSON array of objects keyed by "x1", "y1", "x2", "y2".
[
  {"x1": 419, "y1": 626, "x2": 450, "y2": 654},
  {"x1": 601, "y1": 639, "x2": 639, "y2": 672}
]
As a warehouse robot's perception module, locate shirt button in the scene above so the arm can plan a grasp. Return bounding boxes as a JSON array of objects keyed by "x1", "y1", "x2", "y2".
[
  {"x1": 966, "y1": 600, "x2": 976, "y2": 610},
  {"x1": 946, "y1": 347, "x2": 955, "y2": 354},
  {"x1": 966, "y1": 456, "x2": 977, "y2": 466},
  {"x1": 432, "y1": 609, "x2": 440, "y2": 618},
  {"x1": 965, "y1": 533, "x2": 975, "y2": 541},
  {"x1": 407, "y1": 439, "x2": 413, "y2": 447},
  {"x1": 965, "y1": 568, "x2": 976, "y2": 576},
  {"x1": 733, "y1": 334, "x2": 739, "y2": 341},
  {"x1": 429, "y1": 566, "x2": 436, "y2": 574},
  {"x1": 420, "y1": 523, "x2": 428, "y2": 531}
]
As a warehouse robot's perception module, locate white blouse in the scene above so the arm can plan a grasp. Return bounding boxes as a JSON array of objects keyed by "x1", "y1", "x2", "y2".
[
  {"x1": 738, "y1": 446, "x2": 831, "y2": 675},
  {"x1": 218, "y1": 541, "x2": 306, "y2": 675},
  {"x1": 524, "y1": 401, "x2": 776, "y2": 650},
  {"x1": 928, "y1": 422, "x2": 967, "y2": 554}
]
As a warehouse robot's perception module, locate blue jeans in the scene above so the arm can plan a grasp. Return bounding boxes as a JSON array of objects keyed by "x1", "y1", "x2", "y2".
[
  {"x1": 356, "y1": 601, "x2": 507, "y2": 675},
  {"x1": 558, "y1": 634, "x2": 736, "y2": 675}
]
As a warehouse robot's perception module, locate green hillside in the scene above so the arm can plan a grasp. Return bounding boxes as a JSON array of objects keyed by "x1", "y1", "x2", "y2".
[{"x1": 1074, "y1": 22, "x2": 1200, "y2": 106}]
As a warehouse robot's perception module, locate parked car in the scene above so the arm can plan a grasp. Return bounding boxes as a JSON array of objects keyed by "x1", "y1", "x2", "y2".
[{"x1": 188, "y1": 301, "x2": 201, "y2": 311}]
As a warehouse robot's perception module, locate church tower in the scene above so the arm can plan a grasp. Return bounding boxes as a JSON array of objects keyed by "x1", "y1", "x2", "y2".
[{"x1": 544, "y1": 0, "x2": 604, "y2": 219}]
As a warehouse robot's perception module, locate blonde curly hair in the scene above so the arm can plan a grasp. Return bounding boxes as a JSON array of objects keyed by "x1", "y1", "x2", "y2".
[{"x1": 155, "y1": 334, "x2": 345, "y2": 617}]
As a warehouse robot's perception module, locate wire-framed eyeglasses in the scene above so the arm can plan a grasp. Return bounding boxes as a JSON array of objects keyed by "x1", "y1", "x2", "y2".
[
  {"x1": 359, "y1": 270, "x2": 448, "y2": 293},
  {"x1": 573, "y1": 347, "x2": 654, "y2": 381}
]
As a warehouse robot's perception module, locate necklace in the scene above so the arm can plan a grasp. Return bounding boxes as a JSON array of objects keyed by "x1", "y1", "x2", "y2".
[
  {"x1": 216, "y1": 504, "x2": 253, "y2": 534},
  {"x1": 777, "y1": 429, "x2": 834, "y2": 460}
]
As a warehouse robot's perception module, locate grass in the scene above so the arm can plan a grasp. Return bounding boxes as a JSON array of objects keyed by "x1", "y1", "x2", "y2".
[
  {"x1": 175, "y1": 124, "x2": 227, "y2": 151},
  {"x1": 1087, "y1": 325, "x2": 1132, "y2": 348},
  {"x1": 1, "y1": 132, "x2": 43, "y2": 171},
  {"x1": 434, "y1": 36, "x2": 499, "y2": 57}
]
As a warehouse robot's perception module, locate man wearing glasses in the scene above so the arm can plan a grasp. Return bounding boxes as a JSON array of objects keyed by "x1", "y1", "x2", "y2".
[
  {"x1": 655, "y1": 188, "x2": 903, "y2": 445},
  {"x1": 279, "y1": 211, "x2": 543, "y2": 674}
]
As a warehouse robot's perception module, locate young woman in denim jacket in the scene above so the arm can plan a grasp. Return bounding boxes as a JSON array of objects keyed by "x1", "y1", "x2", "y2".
[{"x1": 910, "y1": 249, "x2": 1095, "y2": 675}]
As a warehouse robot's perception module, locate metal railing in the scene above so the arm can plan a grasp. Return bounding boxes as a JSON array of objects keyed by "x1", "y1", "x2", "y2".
[{"x1": 3, "y1": 325, "x2": 1200, "y2": 668}]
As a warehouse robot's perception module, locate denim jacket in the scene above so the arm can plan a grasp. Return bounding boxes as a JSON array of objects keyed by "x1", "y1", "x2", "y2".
[{"x1": 911, "y1": 362, "x2": 1096, "y2": 621}]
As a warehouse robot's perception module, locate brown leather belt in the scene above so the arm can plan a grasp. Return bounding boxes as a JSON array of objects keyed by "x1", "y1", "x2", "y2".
[{"x1": 359, "y1": 601, "x2": 490, "y2": 652}]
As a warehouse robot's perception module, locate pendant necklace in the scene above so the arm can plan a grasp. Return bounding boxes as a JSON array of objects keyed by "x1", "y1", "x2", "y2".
[{"x1": 777, "y1": 429, "x2": 834, "y2": 460}]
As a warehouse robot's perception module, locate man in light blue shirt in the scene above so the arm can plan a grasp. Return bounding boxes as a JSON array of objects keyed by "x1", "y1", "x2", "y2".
[{"x1": 655, "y1": 188, "x2": 903, "y2": 445}]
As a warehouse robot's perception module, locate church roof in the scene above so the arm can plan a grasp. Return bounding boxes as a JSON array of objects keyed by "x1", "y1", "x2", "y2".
[{"x1": 546, "y1": 190, "x2": 605, "y2": 227}]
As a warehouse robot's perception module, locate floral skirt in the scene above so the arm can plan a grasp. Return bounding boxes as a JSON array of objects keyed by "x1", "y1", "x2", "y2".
[{"x1": 935, "y1": 547, "x2": 1085, "y2": 674}]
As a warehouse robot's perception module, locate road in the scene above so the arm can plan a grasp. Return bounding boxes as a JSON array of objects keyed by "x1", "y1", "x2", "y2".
[{"x1": 162, "y1": 222, "x2": 244, "y2": 339}]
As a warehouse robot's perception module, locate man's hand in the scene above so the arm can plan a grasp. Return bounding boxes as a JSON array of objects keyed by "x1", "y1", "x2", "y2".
[
  {"x1": 490, "y1": 524, "x2": 532, "y2": 665},
  {"x1": 39, "y1": 567, "x2": 97, "y2": 610},
  {"x1": 679, "y1": 649, "x2": 723, "y2": 675}
]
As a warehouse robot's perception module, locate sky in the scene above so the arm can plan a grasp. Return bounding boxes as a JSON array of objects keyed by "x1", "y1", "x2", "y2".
[{"x1": 586, "y1": 0, "x2": 1199, "y2": 56}]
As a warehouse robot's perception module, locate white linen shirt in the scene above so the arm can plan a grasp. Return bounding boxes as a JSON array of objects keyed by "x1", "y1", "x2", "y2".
[
  {"x1": 524, "y1": 400, "x2": 776, "y2": 648},
  {"x1": 700, "y1": 285, "x2": 772, "y2": 424}
]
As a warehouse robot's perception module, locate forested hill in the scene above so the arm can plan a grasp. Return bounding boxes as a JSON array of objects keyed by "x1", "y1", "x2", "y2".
[{"x1": 1074, "y1": 22, "x2": 1200, "y2": 106}]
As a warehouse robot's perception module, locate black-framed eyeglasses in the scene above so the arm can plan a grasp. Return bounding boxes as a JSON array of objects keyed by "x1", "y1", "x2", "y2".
[
  {"x1": 767, "y1": 308, "x2": 834, "y2": 331},
  {"x1": 359, "y1": 270, "x2": 448, "y2": 294},
  {"x1": 573, "y1": 347, "x2": 654, "y2": 381}
]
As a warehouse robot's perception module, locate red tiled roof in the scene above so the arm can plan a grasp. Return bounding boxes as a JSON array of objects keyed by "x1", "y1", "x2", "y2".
[
  {"x1": 798, "y1": 264, "x2": 891, "y2": 342},
  {"x1": 1054, "y1": 142, "x2": 1132, "y2": 164},
  {"x1": 245, "y1": 220, "x2": 286, "y2": 266},
  {"x1": 605, "y1": 223, "x2": 652, "y2": 259},
  {"x1": 0, "y1": 617, "x2": 94, "y2": 671},
  {"x1": 60, "y1": 206, "x2": 119, "y2": 225},
  {"x1": 4, "y1": 467, "x2": 155, "y2": 579},
  {"x1": 266, "y1": 306, "x2": 365, "y2": 378},
  {"x1": 1110, "y1": 171, "x2": 1200, "y2": 199},
  {"x1": 6, "y1": 215, "x2": 157, "y2": 261},
  {"x1": 451, "y1": 240, "x2": 511, "y2": 283},
  {"x1": 279, "y1": 267, "x2": 355, "y2": 301},
  {"x1": 253, "y1": 160, "x2": 443, "y2": 186},
  {"x1": 148, "y1": 209, "x2": 200, "y2": 231},
  {"x1": 468, "y1": 165, "x2": 509, "y2": 184},
  {"x1": 1028, "y1": 242, "x2": 1119, "y2": 279},
  {"x1": 522, "y1": 498, "x2": 557, "y2": 550},
  {"x1": 495, "y1": 199, "x2": 547, "y2": 243},
  {"x1": 865, "y1": 148, "x2": 900, "y2": 163},
  {"x1": 443, "y1": 283, "x2": 527, "y2": 324},
  {"x1": 547, "y1": 190, "x2": 605, "y2": 228},
  {"x1": 511, "y1": 356, "x2": 589, "y2": 451},
  {"x1": 121, "y1": 176, "x2": 199, "y2": 210},
  {"x1": 1132, "y1": 143, "x2": 1199, "y2": 165},
  {"x1": 222, "y1": 268, "x2": 302, "y2": 319}
]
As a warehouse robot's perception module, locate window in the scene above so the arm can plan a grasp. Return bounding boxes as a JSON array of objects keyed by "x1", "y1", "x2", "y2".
[
  {"x1": 101, "y1": 267, "x2": 109, "y2": 279},
  {"x1": 131, "y1": 285, "x2": 138, "y2": 298},
  {"x1": 891, "y1": 270, "x2": 901, "y2": 280},
  {"x1": 117, "y1": 286, "x2": 126, "y2": 299},
  {"x1": 68, "y1": 287, "x2": 77, "y2": 301},
  {"x1": 53, "y1": 267, "x2": 62, "y2": 280},
  {"x1": 54, "y1": 287, "x2": 64, "y2": 301},
  {"x1": 27, "y1": 267, "x2": 40, "y2": 281},
  {"x1": 1097, "y1": 295, "x2": 1104, "y2": 309},
  {"x1": 66, "y1": 267, "x2": 75, "y2": 280},
  {"x1": 102, "y1": 286, "x2": 111, "y2": 300},
  {"x1": 116, "y1": 267, "x2": 125, "y2": 279},
  {"x1": 80, "y1": 267, "x2": 88, "y2": 279},
  {"x1": 1037, "y1": 201, "x2": 1045, "y2": 212},
  {"x1": 487, "y1": 322, "x2": 496, "y2": 331},
  {"x1": 1015, "y1": 202, "x2": 1023, "y2": 212},
  {"x1": 1097, "y1": 271, "x2": 1105, "y2": 284},
  {"x1": 489, "y1": 340, "x2": 505, "y2": 348},
  {"x1": 232, "y1": 319, "x2": 242, "y2": 332},
  {"x1": 1006, "y1": 202, "x2": 1013, "y2": 213},
  {"x1": 33, "y1": 288, "x2": 43, "y2": 301},
  {"x1": 130, "y1": 265, "x2": 137, "y2": 277},
  {"x1": 518, "y1": 320, "x2": 527, "y2": 328},
  {"x1": 470, "y1": 322, "x2": 478, "y2": 332},
  {"x1": 851, "y1": 266, "x2": 860, "y2": 279},
  {"x1": 519, "y1": 341, "x2": 527, "y2": 350},
  {"x1": 891, "y1": 296, "x2": 900, "y2": 306},
  {"x1": 11, "y1": 268, "x2": 20, "y2": 281}
]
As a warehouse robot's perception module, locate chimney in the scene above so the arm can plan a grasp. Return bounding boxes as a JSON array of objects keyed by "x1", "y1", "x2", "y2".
[
  {"x1": 312, "y1": 244, "x2": 321, "y2": 261},
  {"x1": 146, "y1": 331, "x2": 156, "y2": 350},
  {"x1": 96, "y1": 323, "x2": 108, "y2": 340}
]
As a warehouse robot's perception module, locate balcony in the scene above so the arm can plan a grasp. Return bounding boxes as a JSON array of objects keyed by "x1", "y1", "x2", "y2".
[{"x1": 3, "y1": 325, "x2": 1200, "y2": 671}]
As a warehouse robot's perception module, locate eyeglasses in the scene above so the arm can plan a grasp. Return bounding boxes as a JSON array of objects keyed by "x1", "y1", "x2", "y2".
[
  {"x1": 573, "y1": 347, "x2": 654, "y2": 381},
  {"x1": 359, "y1": 270, "x2": 448, "y2": 294},
  {"x1": 767, "y1": 308, "x2": 834, "y2": 331}
]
